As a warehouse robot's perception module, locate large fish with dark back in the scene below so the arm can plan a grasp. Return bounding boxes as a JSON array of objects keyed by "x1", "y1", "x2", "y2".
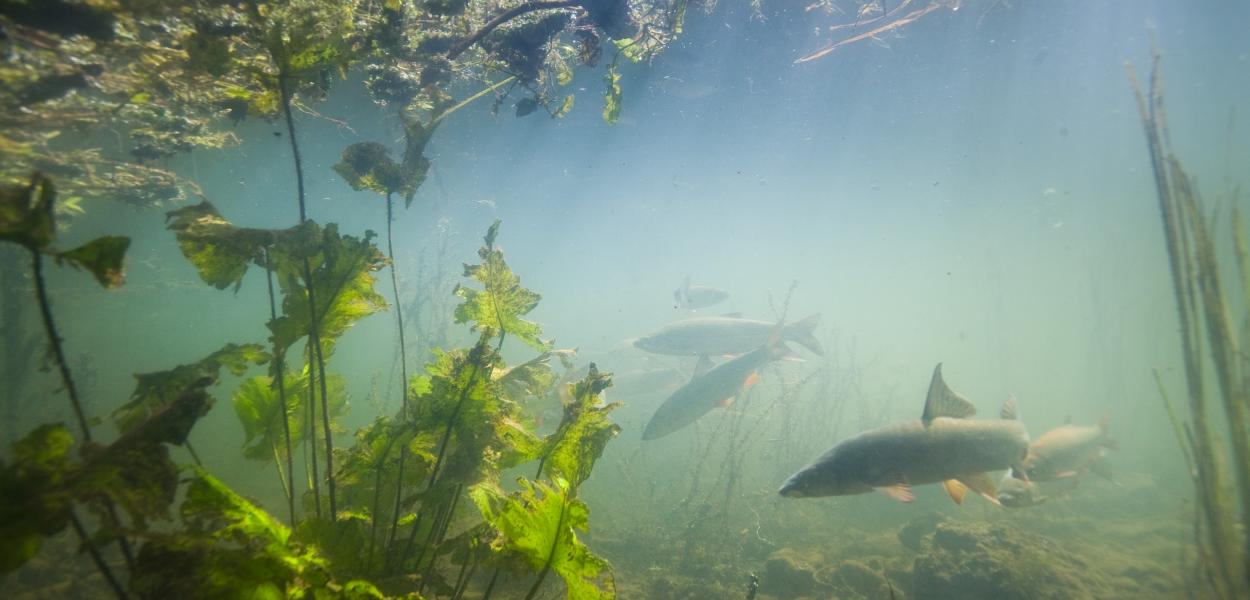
[
  {"x1": 633, "y1": 314, "x2": 823, "y2": 357},
  {"x1": 642, "y1": 340, "x2": 788, "y2": 440},
  {"x1": 778, "y1": 364, "x2": 1029, "y2": 505}
]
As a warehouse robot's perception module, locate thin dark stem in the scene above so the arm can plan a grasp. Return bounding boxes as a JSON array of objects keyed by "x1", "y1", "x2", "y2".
[
  {"x1": 522, "y1": 491, "x2": 569, "y2": 600},
  {"x1": 184, "y1": 439, "x2": 204, "y2": 466},
  {"x1": 33, "y1": 248, "x2": 136, "y2": 571},
  {"x1": 481, "y1": 568, "x2": 502, "y2": 600},
  {"x1": 279, "y1": 59, "x2": 336, "y2": 519},
  {"x1": 314, "y1": 325, "x2": 337, "y2": 519},
  {"x1": 367, "y1": 431, "x2": 400, "y2": 573},
  {"x1": 307, "y1": 340, "x2": 322, "y2": 518},
  {"x1": 447, "y1": 1, "x2": 579, "y2": 60},
  {"x1": 70, "y1": 511, "x2": 129, "y2": 600},
  {"x1": 387, "y1": 191, "x2": 413, "y2": 552},
  {"x1": 265, "y1": 247, "x2": 297, "y2": 526},
  {"x1": 31, "y1": 250, "x2": 90, "y2": 441}
]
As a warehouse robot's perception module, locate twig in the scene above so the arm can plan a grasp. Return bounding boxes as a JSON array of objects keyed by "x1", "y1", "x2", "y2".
[{"x1": 447, "y1": 1, "x2": 580, "y2": 60}]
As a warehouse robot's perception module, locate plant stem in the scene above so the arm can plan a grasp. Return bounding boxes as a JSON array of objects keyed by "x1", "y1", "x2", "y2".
[
  {"x1": 387, "y1": 190, "x2": 413, "y2": 551},
  {"x1": 522, "y1": 489, "x2": 569, "y2": 600},
  {"x1": 367, "y1": 430, "x2": 401, "y2": 573},
  {"x1": 70, "y1": 510, "x2": 129, "y2": 600},
  {"x1": 31, "y1": 250, "x2": 90, "y2": 441},
  {"x1": 279, "y1": 63, "x2": 337, "y2": 520},
  {"x1": 308, "y1": 340, "x2": 322, "y2": 518},
  {"x1": 481, "y1": 568, "x2": 502, "y2": 600},
  {"x1": 447, "y1": 1, "x2": 579, "y2": 60},
  {"x1": 32, "y1": 248, "x2": 137, "y2": 571},
  {"x1": 265, "y1": 247, "x2": 297, "y2": 526}
]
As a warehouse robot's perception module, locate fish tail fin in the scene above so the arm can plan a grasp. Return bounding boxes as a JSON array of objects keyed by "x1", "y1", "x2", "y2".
[{"x1": 783, "y1": 313, "x2": 824, "y2": 356}]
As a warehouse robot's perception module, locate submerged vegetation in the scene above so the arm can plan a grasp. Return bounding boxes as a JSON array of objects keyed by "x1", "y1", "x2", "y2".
[{"x1": 0, "y1": 0, "x2": 696, "y2": 597}]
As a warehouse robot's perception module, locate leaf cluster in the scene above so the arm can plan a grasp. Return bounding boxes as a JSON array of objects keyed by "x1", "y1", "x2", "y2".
[
  {"x1": 0, "y1": 174, "x2": 130, "y2": 287},
  {"x1": 233, "y1": 368, "x2": 350, "y2": 462},
  {"x1": 471, "y1": 477, "x2": 613, "y2": 600},
  {"x1": 0, "y1": 377, "x2": 215, "y2": 573},
  {"x1": 454, "y1": 220, "x2": 546, "y2": 350}
]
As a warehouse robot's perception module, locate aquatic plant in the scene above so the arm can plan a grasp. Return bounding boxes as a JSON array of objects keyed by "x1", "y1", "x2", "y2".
[
  {"x1": 1129, "y1": 44, "x2": 1250, "y2": 599},
  {"x1": 0, "y1": 1, "x2": 699, "y2": 597}
]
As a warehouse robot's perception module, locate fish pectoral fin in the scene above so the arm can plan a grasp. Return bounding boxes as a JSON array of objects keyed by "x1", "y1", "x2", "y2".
[
  {"x1": 743, "y1": 371, "x2": 761, "y2": 389},
  {"x1": 922, "y1": 363, "x2": 977, "y2": 423},
  {"x1": 877, "y1": 483, "x2": 915, "y2": 503},
  {"x1": 718, "y1": 396, "x2": 735, "y2": 408},
  {"x1": 1053, "y1": 470, "x2": 1079, "y2": 479},
  {"x1": 943, "y1": 479, "x2": 968, "y2": 505},
  {"x1": 957, "y1": 472, "x2": 1002, "y2": 506}
]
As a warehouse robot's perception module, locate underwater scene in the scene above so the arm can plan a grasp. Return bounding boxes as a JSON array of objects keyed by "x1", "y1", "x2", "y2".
[{"x1": 2, "y1": 1, "x2": 1249, "y2": 599}]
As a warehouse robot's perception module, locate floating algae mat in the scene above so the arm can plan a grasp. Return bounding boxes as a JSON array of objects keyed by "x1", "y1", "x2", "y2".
[{"x1": 1, "y1": 2, "x2": 1247, "y2": 599}]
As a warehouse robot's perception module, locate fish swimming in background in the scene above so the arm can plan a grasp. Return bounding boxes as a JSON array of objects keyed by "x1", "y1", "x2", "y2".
[
  {"x1": 610, "y1": 367, "x2": 687, "y2": 397},
  {"x1": 996, "y1": 470, "x2": 1088, "y2": 508},
  {"x1": 633, "y1": 314, "x2": 824, "y2": 357},
  {"x1": 673, "y1": 276, "x2": 729, "y2": 310},
  {"x1": 642, "y1": 338, "x2": 789, "y2": 440},
  {"x1": 778, "y1": 364, "x2": 1030, "y2": 505},
  {"x1": 1019, "y1": 415, "x2": 1118, "y2": 482}
]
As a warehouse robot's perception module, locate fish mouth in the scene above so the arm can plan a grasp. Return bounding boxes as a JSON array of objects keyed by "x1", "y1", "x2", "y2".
[{"x1": 777, "y1": 482, "x2": 804, "y2": 498}]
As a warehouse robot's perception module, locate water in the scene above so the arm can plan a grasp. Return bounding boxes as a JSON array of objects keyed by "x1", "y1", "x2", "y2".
[{"x1": 2, "y1": 1, "x2": 1248, "y2": 598}]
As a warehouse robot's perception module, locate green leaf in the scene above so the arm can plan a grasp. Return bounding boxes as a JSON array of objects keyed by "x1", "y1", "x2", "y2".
[
  {"x1": 554, "y1": 95, "x2": 575, "y2": 118},
  {"x1": 472, "y1": 478, "x2": 613, "y2": 600},
  {"x1": 453, "y1": 221, "x2": 546, "y2": 350},
  {"x1": 232, "y1": 369, "x2": 348, "y2": 462},
  {"x1": 267, "y1": 223, "x2": 389, "y2": 358},
  {"x1": 399, "y1": 112, "x2": 436, "y2": 207},
  {"x1": 602, "y1": 64, "x2": 621, "y2": 125},
  {"x1": 112, "y1": 343, "x2": 270, "y2": 435},
  {"x1": 54, "y1": 235, "x2": 130, "y2": 288},
  {"x1": 0, "y1": 425, "x2": 76, "y2": 573},
  {"x1": 166, "y1": 201, "x2": 314, "y2": 292},
  {"x1": 538, "y1": 365, "x2": 620, "y2": 489},
  {"x1": 333, "y1": 142, "x2": 405, "y2": 196},
  {"x1": 0, "y1": 174, "x2": 56, "y2": 251}
]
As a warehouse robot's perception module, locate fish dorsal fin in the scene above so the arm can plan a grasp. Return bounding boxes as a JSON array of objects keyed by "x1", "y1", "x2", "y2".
[
  {"x1": 692, "y1": 354, "x2": 713, "y2": 378},
  {"x1": 922, "y1": 363, "x2": 977, "y2": 423},
  {"x1": 1063, "y1": 414, "x2": 1072, "y2": 425},
  {"x1": 1099, "y1": 412, "x2": 1110, "y2": 432},
  {"x1": 1000, "y1": 395, "x2": 1019, "y2": 420},
  {"x1": 943, "y1": 479, "x2": 968, "y2": 505},
  {"x1": 720, "y1": 312, "x2": 744, "y2": 318},
  {"x1": 957, "y1": 472, "x2": 1001, "y2": 506}
]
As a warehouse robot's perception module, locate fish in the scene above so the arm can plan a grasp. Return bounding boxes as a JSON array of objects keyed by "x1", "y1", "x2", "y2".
[
  {"x1": 673, "y1": 276, "x2": 729, "y2": 310},
  {"x1": 1020, "y1": 415, "x2": 1117, "y2": 482},
  {"x1": 610, "y1": 367, "x2": 687, "y2": 396},
  {"x1": 996, "y1": 471, "x2": 1088, "y2": 508},
  {"x1": 633, "y1": 313, "x2": 824, "y2": 357},
  {"x1": 641, "y1": 339, "x2": 788, "y2": 440},
  {"x1": 778, "y1": 364, "x2": 1029, "y2": 505}
]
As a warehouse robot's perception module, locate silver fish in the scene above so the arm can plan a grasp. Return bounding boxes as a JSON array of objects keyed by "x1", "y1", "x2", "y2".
[
  {"x1": 778, "y1": 364, "x2": 1029, "y2": 505},
  {"x1": 1022, "y1": 416, "x2": 1117, "y2": 482},
  {"x1": 634, "y1": 314, "x2": 823, "y2": 357},
  {"x1": 674, "y1": 275, "x2": 729, "y2": 310},
  {"x1": 642, "y1": 341, "x2": 787, "y2": 440},
  {"x1": 611, "y1": 367, "x2": 687, "y2": 396}
]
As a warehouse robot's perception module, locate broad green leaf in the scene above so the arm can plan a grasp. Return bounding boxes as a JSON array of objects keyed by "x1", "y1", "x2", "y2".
[
  {"x1": 112, "y1": 343, "x2": 270, "y2": 434},
  {"x1": 54, "y1": 235, "x2": 130, "y2": 288},
  {"x1": 472, "y1": 478, "x2": 613, "y2": 600},
  {"x1": 453, "y1": 221, "x2": 545, "y2": 350},
  {"x1": 166, "y1": 201, "x2": 315, "y2": 292},
  {"x1": 232, "y1": 369, "x2": 348, "y2": 462},
  {"x1": 602, "y1": 64, "x2": 621, "y2": 125},
  {"x1": 333, "y1": 142, "x2": 405, "y2": 196},
  {"x1": 0, "y1": 425, "x2": 75, "y2": 573},
  {"x1": 539, "y1": 365, "x2": 619, "y2": 490},
  {"x1": 267, "y1": 223, "x2": 388, "y2": 358},
  {"x1": 399, "y1": 112, "x2": 436, "y2": 207},
  {"x1": 0, "y1": 174, "x2": 55, "y2": 250}
]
